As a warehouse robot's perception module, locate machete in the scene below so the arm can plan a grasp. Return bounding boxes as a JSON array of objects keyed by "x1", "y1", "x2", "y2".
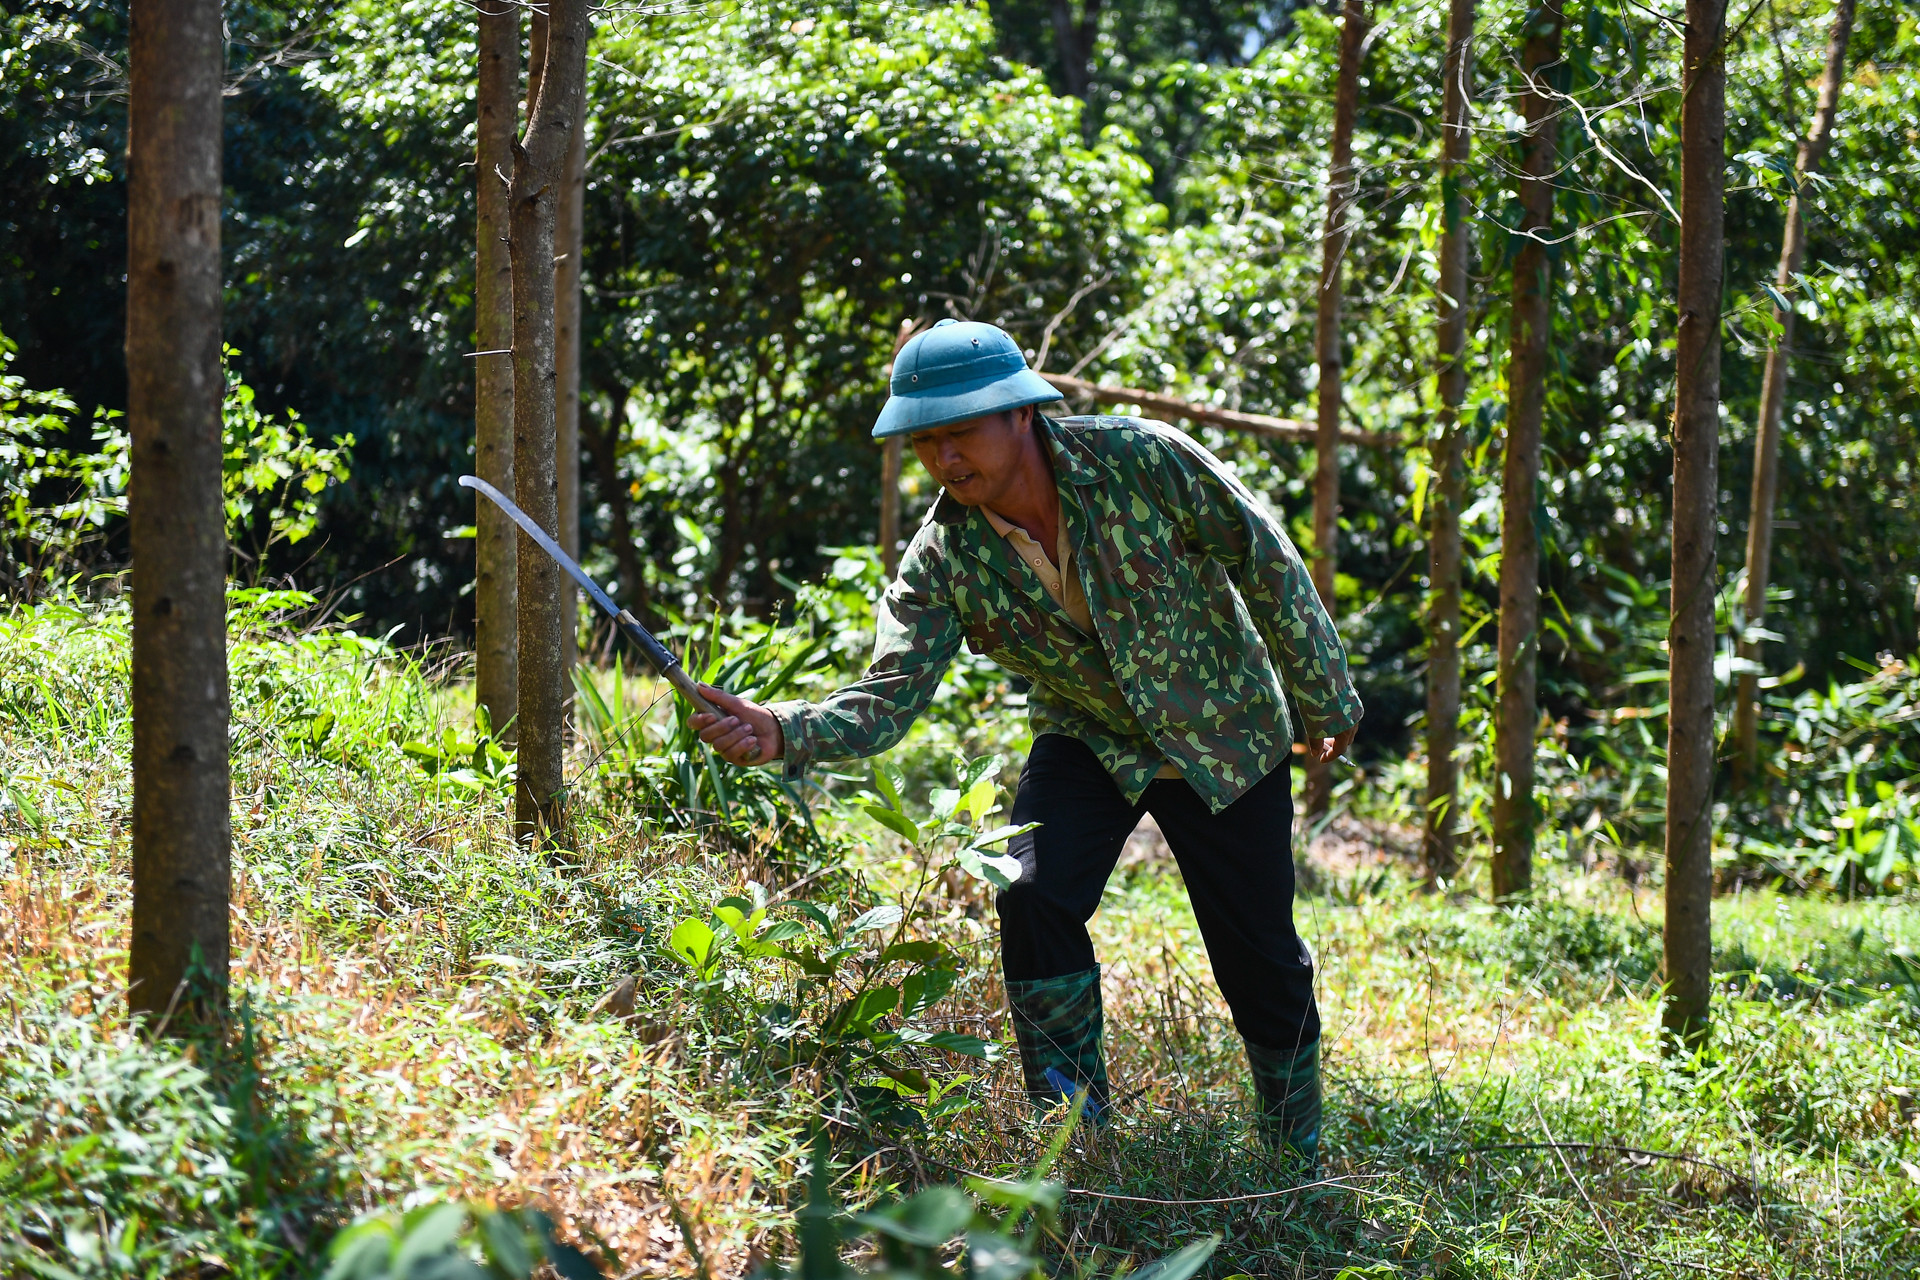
[{"x1": 459, "y1": 474, "x2": 721, "y2": 718}]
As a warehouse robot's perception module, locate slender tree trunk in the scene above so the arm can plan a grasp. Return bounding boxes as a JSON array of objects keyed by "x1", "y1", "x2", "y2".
[
  {"x1": 510, "y1": 0, "x2": 590, "y2": 843},
  {"x1": 1049, "y1": 0, "x2": 1103, "y2": 102},
  {"x1": 587, "y1": 390, "x2": 650, "y2": 625},
  {"x1": 1424, "y1": 0, "x2": 1476, "y2": 886},
  {"x1": 878, "y1": 318, "x2": 917, "y2": 580},
  {"x1": 879, "y1": 437, "x2": 903, "y2": 579},
  {"x1": 556, "y1": 105, "x2": 585, "y2": 679},
  {"x1": 126, "y1": 0, "x2": 228, "y2": 1029},
  {"x1": 1490, "y1": 0, "x2": 1564, "y2": 900},
  {"x1": 1665, "y1": 0, "x2": 1728, "y2": 1051},
  {"x1": 1306, "y1": 0, "x2": 1368, "y2": 819},
  {"x1": 474, "y1": 0, "x2": 518, "y2": 743},
  {"x1": 1733, "y1": 0, "x2": 1854, "y2": 778}
]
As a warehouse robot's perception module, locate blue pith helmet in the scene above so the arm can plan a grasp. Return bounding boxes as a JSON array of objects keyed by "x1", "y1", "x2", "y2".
[{"x1": 872, "y1": 319, "x2": 1062, "y2": 439}]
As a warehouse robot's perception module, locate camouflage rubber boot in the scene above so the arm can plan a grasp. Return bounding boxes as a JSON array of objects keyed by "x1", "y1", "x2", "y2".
[
  {"x1": 1005, "y1": 967, "x2": 1109, "y2": 1121},
  {"x1": 1245, "y1": 1037, "x2": 1321, "y2": 1167}
]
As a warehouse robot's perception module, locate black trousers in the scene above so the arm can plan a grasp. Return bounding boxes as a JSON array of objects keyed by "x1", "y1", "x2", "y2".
[{"x1": 997, "y1": 734, "x2": 1320, "y2": 1052}]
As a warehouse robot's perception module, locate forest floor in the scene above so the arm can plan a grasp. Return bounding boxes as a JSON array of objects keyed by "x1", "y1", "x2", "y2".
[{"x1": 3, "y1": 602, "x2": 1918, "y2": 1279}]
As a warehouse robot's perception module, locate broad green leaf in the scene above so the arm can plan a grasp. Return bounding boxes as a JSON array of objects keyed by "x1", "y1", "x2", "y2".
[
  {"x1": 667, "y1": 919, "x2": 717, "y2": 972},
  {"x1": 848, "y1": 904, "x2": 904, "y2": 934},
  {"x1": 862, "y1": 804, "x2": 920, "y2": 842},
  {"x1": 1132, "y1": 1236, "x2": 1222, "y2": 1280},
  {"x1": 897, "y1": 1027, "x2": 1000, "y2": 1059},
  {"x1": 852, "y1": 1186, "x2": 974, "y2": 1247}
]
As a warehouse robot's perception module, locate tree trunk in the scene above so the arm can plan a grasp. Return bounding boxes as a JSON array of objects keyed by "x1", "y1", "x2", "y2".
[
  {"x1": 556, "y1": 105, "x2": 585, "y2": 678},
  {"x1": 1490, "y1": 0, "x2": 1563, "y2": 900},
  {"x1": 587, "y1": 390, "x2": 651, "y2": 626},
  {"x1": 1665, "y1": 0, "x2": 1728, "y2": 1051},
  {"x1": 1049, "y1": 0, "x2": 1103, "y2": 103},
  {"x1": 1306, "y1": 0, "x2": 1368, "y2": 820},
  {"x1": 1733, "y1": 0, "x2": 1855, "y2": 778},
  {"x1": 879, "y1": 318, "x2": 917, "y2": 580},
  {"x1": 125, "y1": 0, "x2": 229, "y2": 1029},
  {"x1": 1424, "y1": 0, "x2": 1476, "y2": 886},
  {"x1": 879, "y1": 437, "x2": 904, "y2": 580},
  {"x1": 475, "y1": 0, "x2": 518, "y2": 743},
  {"x1": 510, "y1": 0, "x2": 590, "y2": 843}
]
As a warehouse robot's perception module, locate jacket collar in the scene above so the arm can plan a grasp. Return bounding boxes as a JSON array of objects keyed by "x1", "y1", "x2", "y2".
[{"x1": 931, "y1": 415, "x2": 1111, "y2": 525}]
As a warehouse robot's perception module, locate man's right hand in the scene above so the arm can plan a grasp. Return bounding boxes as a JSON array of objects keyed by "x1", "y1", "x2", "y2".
[{"x1": 690, "y1": 684, "x2": 784, "y2": 767}]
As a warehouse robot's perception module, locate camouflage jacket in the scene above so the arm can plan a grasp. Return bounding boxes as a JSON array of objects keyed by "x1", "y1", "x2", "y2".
[{"x1": 769, "y1": 415, "x2": 1362, "y2": 813}]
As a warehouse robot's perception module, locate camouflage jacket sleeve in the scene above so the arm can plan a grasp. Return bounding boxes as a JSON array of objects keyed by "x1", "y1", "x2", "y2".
[
  {"x1": 1153, "y1": 430, "x2": 1363, "y2": 738},
  {"x1": 766, "y1": 527, "x2": 963, "y2": 777}
]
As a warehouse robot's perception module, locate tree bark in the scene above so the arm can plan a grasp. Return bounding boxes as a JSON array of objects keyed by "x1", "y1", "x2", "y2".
[
  {"x1": 1490, "y1": 0, "x2": 1564, "y2": 900},
  {"x1": 510, "y1": 0, "x2": 590, "y2": 843},
  {"x1": 556, "y1": 104, "x2": 585, "y2": 678},
  {"x1": 1665, "y1": 0, "x2": 1728, "y2": 1051},
  {"x1": 1306, "y1": 0, "x2": 1368, "y2": 820},
  {"x1": 879, "y1": 318, "x2": 917, "y2": 580},
  {"x1": 475, "y1": 0, "x2": 518, "y2": 744},
  {"x1": 1049, "y1": 0, "x2": 1103, "y2": 102},
  {"x1": 1733, "y1": 0, "x2": 1854, "y2": 778},
  {"x1": 125, "y1": 0, "x2": 229, "y2": 1029},
  {"x1": 1424, "y1": 0, "x2": 1476, "y2": 885},
  {"x1": 879, "y1": 437, "x2": 904, "y2": 580}
]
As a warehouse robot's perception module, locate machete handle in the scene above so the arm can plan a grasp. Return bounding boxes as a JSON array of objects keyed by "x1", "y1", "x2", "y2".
[
  {"x1": 611, "y1": 608, "x2": 720, "y2": 717},
  {"x1": 663, "y1": 663, "x2": 722, "y2": 719}
]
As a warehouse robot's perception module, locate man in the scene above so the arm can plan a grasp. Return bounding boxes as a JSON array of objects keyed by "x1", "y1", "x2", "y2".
[{"x1": 692, "y1": 319, "x2": 1360, "y2": 1161}]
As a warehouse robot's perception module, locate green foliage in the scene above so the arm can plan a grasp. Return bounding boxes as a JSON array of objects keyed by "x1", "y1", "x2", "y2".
[
  {"x1": 648, "y1": 754, "x2": 1031, "y2": 1131},
  {"x1": 584, "y1": 0, "x2": 1155, "y2": 612},
  {"x1": 0, "y1": 337, "x2": 352, "y2": 594},
  {"x1": 765, "y1": 1125, "x2": 1218, "y2": 1280},
  {"x1": 324, "y1": 1200, "x2": 606, "y2": 1280},
  {"x1": 660, "y1": 877, "x2": 1001, "y2": 1126},
  {"x1": 572, "y1": 614, "x2": 829, "y2": 851},
  {"x1": 1732, "y1": 654, "x2": 1920, "y2": 890}
]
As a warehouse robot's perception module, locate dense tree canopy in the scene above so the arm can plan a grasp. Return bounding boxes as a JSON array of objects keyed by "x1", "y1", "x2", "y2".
[{"x1": 3, "y1": 0, "x2": 1916, "y2": 749}]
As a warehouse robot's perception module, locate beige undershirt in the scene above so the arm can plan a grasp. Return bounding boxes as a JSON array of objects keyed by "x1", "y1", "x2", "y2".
[{"x1": 981, "y1": 505, "x2": 1182, "y2": 782}]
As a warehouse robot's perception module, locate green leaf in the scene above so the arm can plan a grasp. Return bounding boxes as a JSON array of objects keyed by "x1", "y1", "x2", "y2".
[
  {"x1": 960, "y1": 776, "x2": 998, "y2": 822},
  {"x1": 955, "y1": 847, "x2": 1022, "y2": 890},
  {"x1": 477, "y1": 1209, "x2": 533, "y2": 1278},
  {"x1": 897, "y1": 1027, "x2": 1000, "y2": 1059},
  {"x1": 872, "y1": 761, "x2": 906, "y2": 812},
  {"x1": 776, "y1": 946, "x2": 837, "y2": 978},
  {"x1": 862, "y1": 804, "x2": 920, "y2": 842},
  {"x1": 667, "y1": 919, "x2": 718, "y2": 972},
  {"x1": 901, "y1": 968, "x2": 957, "y2": 1017},
  {"x1": 848, "y1": 904, "x2": 904, "y2": 934},
  {"x1": 761, "y1": 919, "x2": 809, "y2": 944},
  {"x1": 389, "y1": 1203, "x2": 468, "y2": 1276},
  {"x1": 971, "y1": 822, "x2": 1038, "y2": 848},
  {"x1": 852, "y1": 1187, "x2": 975, "y2": 1247},
  {"x1": 878, "y1": 940, "x2": 951, "y2": 966},
  {"x1": 783, "y1": 900, "x2": 837, "y2": 935},
  {"x1": 325, "y1": 1222, "x2": 400, "y2": 1280},
  {"x1": 835, "y1": 985, "x2": 899, "y2": 1033},
  {"x1": 1133, "y1": 1236, "x2": 1222, "y2": 1280}
]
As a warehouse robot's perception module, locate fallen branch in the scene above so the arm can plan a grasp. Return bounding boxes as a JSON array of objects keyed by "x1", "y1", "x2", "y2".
[{"x1": 1040, "y1": 372, "x2": 1397, "y2": 449}]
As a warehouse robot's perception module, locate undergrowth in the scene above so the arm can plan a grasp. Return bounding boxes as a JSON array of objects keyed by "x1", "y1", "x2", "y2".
[{"x1": 2, "y1": 599, "x2": 1916, "y2": 1278}]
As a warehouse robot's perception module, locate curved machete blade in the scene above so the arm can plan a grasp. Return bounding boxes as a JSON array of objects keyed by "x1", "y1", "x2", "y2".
[{"x1": 459, "y1": 474, "x2": 717, "y2": 715}]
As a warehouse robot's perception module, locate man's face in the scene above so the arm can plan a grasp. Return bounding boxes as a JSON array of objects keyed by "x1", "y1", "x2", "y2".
[{"x1": 909, "y1": 407, "x2": 1033, "y2": 508}]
